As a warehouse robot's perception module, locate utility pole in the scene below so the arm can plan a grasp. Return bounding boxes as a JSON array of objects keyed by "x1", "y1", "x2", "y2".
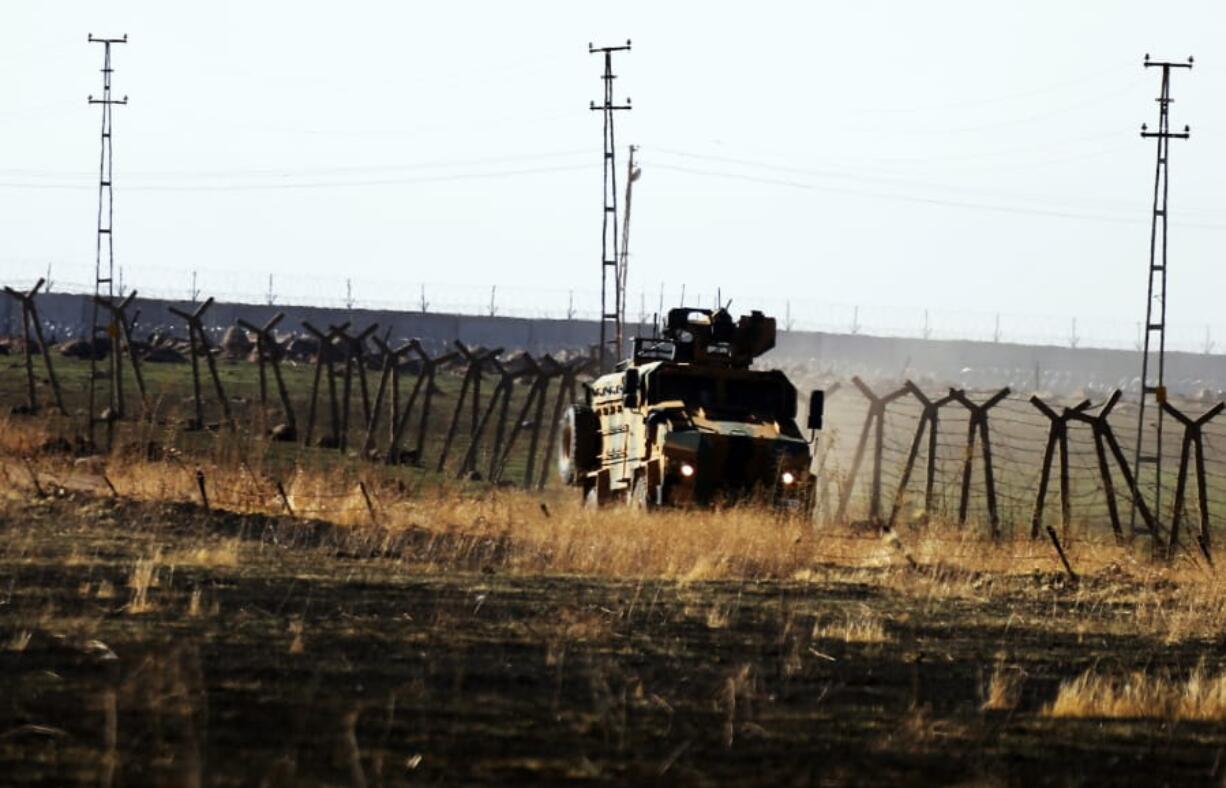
[
  {"x1": 618, "y1": 145, "x2": 641, "y2": 342},
  {"x1": 190, "y1": 270, "x2": 199, "y2": 303},
  {"x1": 345, "y1": 278, "x2": 354, "y2": 310},
  {"x1": 419, "y1": 284, "x2": 428, "y2": 313},
  {"x1": 589, "y1": 40, "x2": 631, "y2": 372},
  {"x1": 86, "y1": 33, "x2": 128, "y2": 446},
  {"x1": 265, "y1": 273, "x2": 275, "y2": 306},
  {"x1": 1131, "y1": 54, "x2": 1193, "y2": 538}
]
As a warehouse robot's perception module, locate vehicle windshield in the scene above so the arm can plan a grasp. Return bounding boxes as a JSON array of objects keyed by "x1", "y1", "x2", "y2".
[{"x1": 649, "y1": 370, "x2": 791, "y2": 420}]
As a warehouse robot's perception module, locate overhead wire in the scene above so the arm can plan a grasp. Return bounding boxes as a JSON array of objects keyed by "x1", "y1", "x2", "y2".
[
  {"x1": 644, "y1": 159, "x2": 1226, "y2": 232},
  {"x1": 0, "y1": 161, "x2": 597, "y2": 192}
]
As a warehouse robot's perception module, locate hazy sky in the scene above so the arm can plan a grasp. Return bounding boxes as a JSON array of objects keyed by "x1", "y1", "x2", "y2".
[{"x1": 2, "y1": 1, "x2": 1225, "y2": 349}]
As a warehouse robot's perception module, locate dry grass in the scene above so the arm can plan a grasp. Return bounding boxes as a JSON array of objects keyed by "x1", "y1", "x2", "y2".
[
  {"x1": 0, "y1": 443, "x2": 1204, "y2": 591},
  {"x1": 812, "y1": 611, "x2": 891, "y2": 644},
  {"x1": 981, "y1": 657, "x2": 1023, "y2": 711},
  {"x1": 1046, "y1": 663, "x2": 1226, "y2": 721},
  {"x1": 127, "y1": 551, "x2": 160, "y2": 614},
  {"x1": 0, "y1": 412, "x2": 1221, "y2": 607},
  {"x1": 166, "y1": 538, "x2": 242, "y2": 568},
  {"x1": 5, "y1": 630, "x2": 32, "y2": 652}
]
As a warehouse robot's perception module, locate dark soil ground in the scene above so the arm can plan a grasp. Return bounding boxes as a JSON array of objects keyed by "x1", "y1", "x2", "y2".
[{"x1": 2, "y1": 494, "x2": 1225, "y2": 786}]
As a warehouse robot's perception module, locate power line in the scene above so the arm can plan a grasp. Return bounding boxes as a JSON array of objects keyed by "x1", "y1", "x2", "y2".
[
  {"x1": 646, "y1": 160, "x2": 1226, "y2": 232},
  {"x1": 0, "y1": 148, "x2": 593, "y2": 180},
  {"x1": 651, "y1": 145, "x2": 1139, "y2": 210},
  {"x1": 0, "y1": 162, "x2": 596, "y2": 192},
  {"x1": 847, "y1": 60, "x2": 1137, "y2": 114}
]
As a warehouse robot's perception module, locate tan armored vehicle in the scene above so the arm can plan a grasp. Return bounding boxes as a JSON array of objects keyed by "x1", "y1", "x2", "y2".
[{"x1": 558, "y1": 307, "x2": 824, "y2": 509}]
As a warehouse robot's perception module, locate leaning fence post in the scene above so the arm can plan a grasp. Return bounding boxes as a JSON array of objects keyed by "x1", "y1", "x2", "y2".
[
  {"x1": 385, "y1": 342, "x2": 461, "y2": 466},
  {"x1": 485, "y1": 369, "x2": 518, "y2": 479},
  {"x1": 274, "y1": 479, "x2": 294, "y2": 516},
  {"x1": 458, "y1": 355, "x2": 514, "y2": 478},
  {"x1": 888, "y1": 381, "x2": 954, "y2": 528},
  {"x1": 99, "y1": 291, "x2": 148, "y2": 417},
  {"x1": 7, "y1": 287, "x2": 37, "y2": 412},
  {"x1": 303, "y1": 321, "x2": 348, "y2": 448},
  {"x1": 358, "y1": 480, "x2": 378, "y2": 526},
  {"x1": 366, "y1": 335, "x2": 411, "y2": 458},
  {"x1": 949, "y1": 387, "x2": 1010, "y2": 537},
  {"x1": 4, "y1": 279, "x2": 66, "y2": 416},
  {"x1": 1069, "y1": 391, "x2": 1160, "y2": 549},
  {"x1": 492, "y1": 355, "x2": 544, "y2": 483},
  {"x1": 522, "y1": 355, "x2": 561, "y2": 488},
  {"x1": 195, "y1": 468, "x2": 210, "y2": 512},
  {"x1": 329, "y1": 322, "x2": 378, "y2": 453},
  {"x1": 836, "y1": 377, "x2": 908, "y2": 524},
  {"x1": 1160, "y1": 399, "x2": 1224, "y2": 561},
  {"x1": 386, "y1": 342, "x2": 435, "y2": 464},
  {"x1": 1046, "y1": 525, "x2": 1078, "y2": 583},
  {"x1": 239, "y1": 313, "x2": 295, "y2": 439},
  {"x1": 170, "y1": 298, "x2": 232, "y2": 432},
  {"x1": 1029, "y1": 396, "x2": 1090, "y2": 539},
  {"x1": 438, "y1": 343, "x2": 501, "y2": 473},
  {"x1": 26, "y1": 286, "x2": 65, "y2": 416}
]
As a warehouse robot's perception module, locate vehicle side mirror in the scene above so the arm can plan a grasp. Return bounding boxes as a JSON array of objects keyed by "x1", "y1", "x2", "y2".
[
  {"x1": 623, "y1": 368, "x2": 640, "y2": 408},
  {"x1": 807, "y1": 389, "x2": 824, "y2": 430}
]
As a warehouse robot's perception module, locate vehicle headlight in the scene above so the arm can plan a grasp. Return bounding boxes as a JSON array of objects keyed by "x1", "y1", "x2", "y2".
[
  {"x1": 679, "y1": 462, "x2": 695, "y2": 479},
  {"x1": 781, "y1": 471, "x2": 797, "y2": 486}
]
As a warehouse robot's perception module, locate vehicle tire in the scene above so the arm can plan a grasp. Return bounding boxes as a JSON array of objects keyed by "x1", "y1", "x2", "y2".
[
  {"x1": 558, "y1": 404, "x2": 600, "y2": 485},
  {"x1": 628, "y1": 474, "x2": 654, "y2": 510}
]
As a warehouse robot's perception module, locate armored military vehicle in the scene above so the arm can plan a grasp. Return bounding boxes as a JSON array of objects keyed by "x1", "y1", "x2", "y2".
[{"x1": 558, "y1": 307, "x2": 824, "y2": 509}]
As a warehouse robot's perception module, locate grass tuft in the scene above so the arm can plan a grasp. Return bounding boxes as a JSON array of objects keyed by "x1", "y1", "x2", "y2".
[
  {"x1": 1045, "y1": 664, "x2": 1226, "y2": 721},
  {"x1": 812, "y1": 612, "x2": 890, "y2": 644}
]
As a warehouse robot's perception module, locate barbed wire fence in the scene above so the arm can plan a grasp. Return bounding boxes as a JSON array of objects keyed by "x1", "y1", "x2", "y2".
[
  {"x1": 6, "y1": 284, "x2": 1226, "y2": 569},
  {"x1": 815, "y1": 376, "x2": 1226, "y2": 562}
]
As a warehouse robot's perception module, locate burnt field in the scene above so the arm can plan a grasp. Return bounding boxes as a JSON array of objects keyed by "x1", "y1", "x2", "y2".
[
  {"x1": 4, "y1": 490, "x2": 1226, "y2": 785},
  {"x1": 5, "y1": 352, "x2": 1226, "y2": 785}
]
